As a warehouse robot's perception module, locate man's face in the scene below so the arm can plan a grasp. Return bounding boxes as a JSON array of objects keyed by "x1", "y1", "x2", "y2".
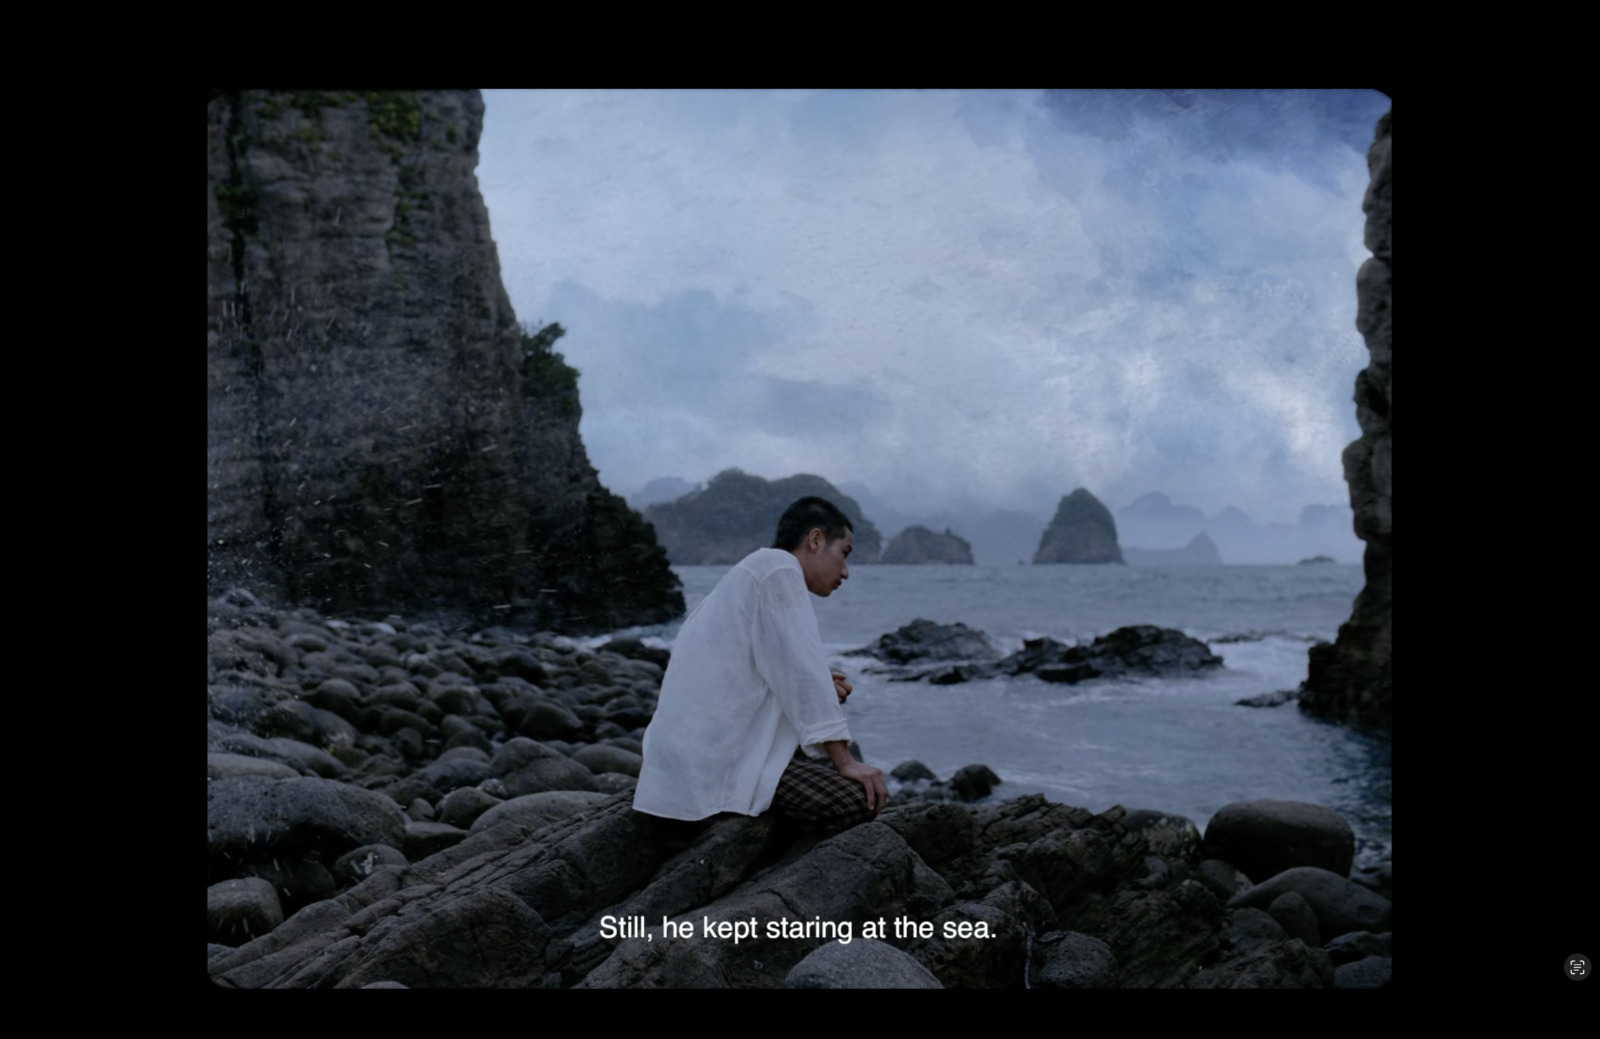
[{"x1": 800, "y1": 529, "x2": 853, "y2": 597}]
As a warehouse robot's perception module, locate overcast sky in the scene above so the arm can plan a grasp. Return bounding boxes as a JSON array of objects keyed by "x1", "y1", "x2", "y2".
[{"x1": 477, "y1": 89, "x2": 1390, "y2": 524}]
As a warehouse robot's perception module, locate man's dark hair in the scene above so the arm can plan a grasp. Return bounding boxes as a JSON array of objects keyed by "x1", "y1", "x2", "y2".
[{"x1": 773, "y1": 496, "x2": 853, "y2": 550}]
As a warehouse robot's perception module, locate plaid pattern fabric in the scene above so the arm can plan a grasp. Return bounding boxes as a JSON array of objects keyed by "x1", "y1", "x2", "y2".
[{"x1": 770, "y1": 757, "x2": 876, "y2": 833}]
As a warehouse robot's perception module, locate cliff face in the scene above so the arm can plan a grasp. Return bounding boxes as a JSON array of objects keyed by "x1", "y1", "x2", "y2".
[
  {"x1": 1300, "y1": 109, "x2": 1391, "y2": 733},
  {"x1": 206, "y1": 90, "x2": 682, "y2": 633},
  {"x1": 880, "y1": 526, "x2": 975, "y2": 565},
  {"x1": 644, "y1": 470, "x2": 882, "y2": 565},
  {"x1": 1033, "y1": 489, "x2": 1124, "y2": 564}
]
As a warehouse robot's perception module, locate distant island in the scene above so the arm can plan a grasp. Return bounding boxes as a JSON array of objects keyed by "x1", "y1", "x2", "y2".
[
  {"x1": 1033, "y1": 488, "x2": 1124, "y2": 564},
  {"x1": 1123, "y1": 532, "x2": 1223, "y2": 566},
  {"x1": 643, "y1": 469, "x2": 883, "y2": 565},
  {"x1": 880, "y1": 526, "x2": 974, "y2": 565},
  {"x1": 1297, "y1": 554, "x2": 1337, "y2": 565}
]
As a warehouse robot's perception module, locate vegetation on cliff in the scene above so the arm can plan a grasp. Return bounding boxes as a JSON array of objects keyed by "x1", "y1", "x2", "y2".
[
  {"x1": 880, "y1": 525, "x2": 975, "y2": 565},
  {"x1": 644, "y1": 469, "x2": 882, "y2": 565}
]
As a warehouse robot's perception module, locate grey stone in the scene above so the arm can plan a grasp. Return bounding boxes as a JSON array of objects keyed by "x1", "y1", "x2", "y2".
[
  {"x1": 1227, "y1": 867, "x2": 1392, "y2": 943},
  {"x1": 332, "y1": 844, "x2": 410, "y2": 886},
  {"x1": 1268, "y1": 891, "x2": 1320, "y2": 947},
  {"x1": 1334, "y1": 955, "x2": 1392, "y2": 988},
  {"x1": 436, "y1": 787, "x2": 502, "y2": 830},
  {"x1": 571, "y1": 744, "x2": 643, "y2": 777},
  {"x1": 1122, "y1": 809, "x2": 1202, "y2": 859},
  {"x1": 207, "y1": 776, "x2": 408, "y2": 867},
  {"x1": 1203, "y1": 799, "x2": 1356, "y2": 881},
  {"x1": 1195, "y1": 858, "x2": 1253, "y2": 900},
  {"x1": 469, "y1": 791, "x2": 613, "y2": 834},
  {"x1": 1324, "y1": 930, "x2": 1391, "y2": 965},
  {"x1": 1032, "y1": 931, "x2": 1118, "y2": 989},
  {"x1": 949, "y1": 764, "x2": 1001, "y2": 802},
  {"x1": 785, "y1": 938, "x2": 942, "y2": 989},
  {"x1": 208, "y1": 877, "x2": 284, "y2": 945},
  {"x1": 208, "y1": 752, "x2": 298, "y2": 781}
]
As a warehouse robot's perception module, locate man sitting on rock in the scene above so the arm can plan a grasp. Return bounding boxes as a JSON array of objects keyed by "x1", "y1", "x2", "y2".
[{"x1": 634, "y1": 496, "x2": 888, "y2": 834}]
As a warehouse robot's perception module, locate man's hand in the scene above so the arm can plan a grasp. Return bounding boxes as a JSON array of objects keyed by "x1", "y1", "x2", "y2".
[
  {"x1": 823, "y1": 739, "x2": 886, "y2": 814},
  {"x1": 835, "y1": 760, "x2": 888, "y2": 815},
  {"x1": 831, "y1": 671, "x2": 853, "y2": 704}
]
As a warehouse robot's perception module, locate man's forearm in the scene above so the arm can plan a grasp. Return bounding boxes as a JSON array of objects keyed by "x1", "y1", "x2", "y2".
[{"x1": 822, "y1": 740, "x2": 856, "y2": 770}]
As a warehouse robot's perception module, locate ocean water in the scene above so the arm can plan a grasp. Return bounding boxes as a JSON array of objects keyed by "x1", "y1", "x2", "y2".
[{"x1": 606, "y1": 562, "x2": 1391, "y2": 866}]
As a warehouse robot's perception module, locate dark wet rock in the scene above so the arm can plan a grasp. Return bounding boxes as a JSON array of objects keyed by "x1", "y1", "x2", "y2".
[
  {"x1": 1033, "y1": 488, "x2": 1124, "y2": 564},
  {"x1": 436, "y1": 787, "x2": 502, "y2": 830},
  {"x1": 593, "y1": 773, "x2": 638, "y2": 795},
  {"x1": 1268, "y1": 891, "x2": 1321, "y2": 947},
  {"x1": 993, "y1": 626, "x2": 1221, "y2": 685},
  {"x1": 490, "y1": 737, "x2": 600, "y2": 796},
  {"x1": 1350, "y1": 858, "x2": 1392, "y2": 901},
  {"x1": 949, "y1": 764, "x2": 1002, "y2": 802},
  {"x1": 404, "y1": 821, "x2": 470, "y2": 859},
  {"x1": 240, "y1": 856, "x2": 336, "y2": 910},
  {"x1": 217, "y1": 733, "x2": 347, "y2": 778},
  {"x1": 417, "y1": 755, "x2": 493, "y2": 795},
  {"x1": 406, "y1": 798, "x2": 434, "y2": 822},
  {"x1": 903, "y1": 902, "x2": 1026, "y2": 988},
  {"x1": 1324, "y1": 930, "x2": 1391, "y2": 965},
  {"x1": 469, "y1": 791, "x2": 614, "y2": 834},
  {"x1": 1334, "y1": 955, "x2": 1392, "y2": 988},
  {"x1": 1031, "y1": 931, "x2": 1118, "y2": 989},
  {"x1": 1236, "y1": 689, "x2": 1298, "y2": 707},
  {"x1": 846, "y1": 618, "x2": 999, "y2": 665},
  {"x1": 208, "y1": 752, "x2": 299, "y2": 781},
  {"x1": 333, "y1": 845, "x2": 410, "y2": 887},
  {"x1": 209, "y1": 877, "x2": 284, "y2": 945},
  {"x1": 571, "y1": 744, "x2": 643, "y2": 777},
  {"x1": 1121, "y1": 810, "x2": 1201, "y2": 860},
  {"x1": 1203, "y1": 799, "x2": 1355, "y2": 881},
  {"x1": 785, "y1": 938, "x2": 943, "y2": 988},
  {"x1": 891, "y1": 760, "x2": 938, "y2": 783},
  {"x1": 1227, "y1": 867, "x2": 1392, "y2": 943},
  {"x1": 207, "y1": 775, "x2": 409, "y2": 874}
]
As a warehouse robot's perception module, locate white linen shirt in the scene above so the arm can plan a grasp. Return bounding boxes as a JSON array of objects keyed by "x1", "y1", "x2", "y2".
[{"x1": 633, "y1": 548, "x2": 851, "y2": 821}]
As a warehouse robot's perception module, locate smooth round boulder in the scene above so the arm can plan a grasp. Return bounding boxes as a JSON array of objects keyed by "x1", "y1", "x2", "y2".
[
  {"x1": 571, "y1": 743, "x2": 643, "y2": 777},
  {"x1": 207, "y1": 775, "x2": 409, "y2": 868},
  {"x1": 1335, "y1": 956, "x2": 1392, "y2": 988},
  {"x1": 469, "y1": 790, "x2": 613, "y2": 834},
  {"x1": 1268, "y1": 891, "x2": 1320, "y2": 947},
  {"x1": 784, "y1": 938, "x2": 942, "y2": 989},
  {"x1": 949, "y1": 764, "x2": 1001, "y2": 802},
  {"x1": 208, "y1": 877, "x2": 284, "y2": 946},
  {"x1": 891, "y1": 760, "x2": 937, "y2": 782},
  {"x1": 435, "y1": 787, "x2": 502, "y2": 829},
  {"x1": 1203, "y1": 799, "x2": 1355, "y2": 881},
  {"x1": 1227, "y1": 867, "x2": 1392, "y2": 943}
]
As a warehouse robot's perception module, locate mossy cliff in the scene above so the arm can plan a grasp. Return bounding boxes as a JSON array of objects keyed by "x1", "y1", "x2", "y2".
[{"x1": 206, "y1": 90, "x2": 682, "y2": 633}]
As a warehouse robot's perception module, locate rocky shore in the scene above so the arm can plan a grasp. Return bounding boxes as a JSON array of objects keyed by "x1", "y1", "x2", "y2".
[{"x1": 208, "y1": 591, "x2": 1391, "y2": 988}]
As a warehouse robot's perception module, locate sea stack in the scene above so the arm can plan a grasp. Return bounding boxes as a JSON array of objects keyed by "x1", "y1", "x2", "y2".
[{"x1": 1032, "y1": 489, "x2": 1124, "y2": 564}]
